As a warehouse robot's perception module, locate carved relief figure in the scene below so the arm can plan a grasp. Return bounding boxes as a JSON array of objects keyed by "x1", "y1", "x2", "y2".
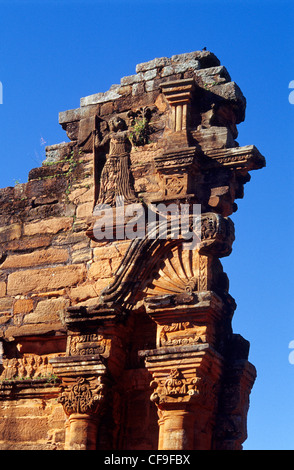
[{"x1": 95, "y1": 116, "x2": 137, "y2": 207}]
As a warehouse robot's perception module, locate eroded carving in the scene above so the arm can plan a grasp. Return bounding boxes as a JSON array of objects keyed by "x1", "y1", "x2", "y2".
[
  {"x1": 0, "y1": 354, "x2": 59, "y2": 382},
  {"x1": 159, "y1": 323, "x2": 206, "y2": 347},
  {"x1": 150, "y1": 368, "x2": 202, "y2": 404},
  {"x1": 58, "y1": 376, "x2": 106, "y2": 416},
  {"x1": 68, "y1": 334, "x2": 109, "y2": 357},
  {"x1": 95, "y1": 116, "x2": 137, "y2": 207}
]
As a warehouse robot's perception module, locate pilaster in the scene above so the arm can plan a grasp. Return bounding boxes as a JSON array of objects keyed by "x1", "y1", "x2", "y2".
[
  {"x1": 140, "y1": 343, "x2": 222, "y2": 450},
  {"x1": 50, "y1": 305, "x2": 131, "y2": 450}
]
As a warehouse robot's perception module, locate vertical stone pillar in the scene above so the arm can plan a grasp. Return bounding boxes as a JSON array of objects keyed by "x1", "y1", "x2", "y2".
[
  {"x1": 65, "y1": 413, "x2": 99, "y2": 451},
  {"x1": 141, "y1": 342, "x2": 223, "y2": 450},
  {"x1": 50, "y1": 357, "x2": 108, "y2": 450},
  {"x1": 161, "y1": 79, "x2": 194, "y2": 145},
  {"x1": 157, "y1": 407, "x2": 196, "y2": 450},
  {"x1": 50, "y1": 304, "x2": 131, "y2": 450}
]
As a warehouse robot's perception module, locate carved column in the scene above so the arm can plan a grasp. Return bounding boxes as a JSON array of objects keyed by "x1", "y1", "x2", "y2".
[
  {"x1": 50, "y1": 356, "x2": 108, "y2": 450},
  {"x1": 161, "y1": 79, "x2": 194, "y2": 133},
  {"x1": 60, "y1": 375, "x2": 107, "y2": 450},
  {"x1": 141, "y1": 344, "x2": 222, "y2": 450},
  {"x1": 50, "y1": 305, "x2": 131, "y2": 450}
]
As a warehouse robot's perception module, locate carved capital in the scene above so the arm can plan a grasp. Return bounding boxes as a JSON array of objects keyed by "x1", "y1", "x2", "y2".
[
  {"x1": 150, "y1": 368, "x2": 203, "y2": 407},
  {"x1": 58, "y1": 376, "x2": 107, "y2": 417},
  {"x1": 142, "y1": 344, "x2": 223, "y2": 415}
]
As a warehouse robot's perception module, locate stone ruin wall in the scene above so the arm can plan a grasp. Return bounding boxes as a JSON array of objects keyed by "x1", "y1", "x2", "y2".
[{"x1": 0, "y1": 50, "x2": 265, "y2": 450}]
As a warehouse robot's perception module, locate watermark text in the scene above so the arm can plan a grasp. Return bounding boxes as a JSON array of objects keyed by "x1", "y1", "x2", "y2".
[{"x1": 93, "y1": 197, "x2": 201, "y2": 250}]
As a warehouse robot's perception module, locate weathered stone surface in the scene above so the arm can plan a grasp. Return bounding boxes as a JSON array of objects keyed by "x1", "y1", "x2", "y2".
[
  {"x1": 0, "y1": 283, "x2": 6, "y2": 298},
  {"x1": 1, "y1": 248, "x2": 69, "y2": 269},
  {"x1": 80, "y1": 87, "x2": 122, "y2": 107},
  {"x1": 7, "y1": 264, "x2": 86, "y2": 296},
  {"x1": 87, "y1": 260, "x2": 112, "y2": 280},
  {"x1": 3, "y1": 235, "x2": 52, "y2": 252},
  {"x1": 0, "y1": 298, "x2": 13, "y2": 312},
  {"x1": 0, "y1": 397, "x2": 65, "y2": 450},
  {"x1": 4, "y1": 322, "x2": 65, "y2": 338},
  {"x1": 23, "y1": 217, "x2": 73, "y2": 236},
  {"x1": 13, "y1": 299, "x2": 34, "y2": 315},
  {"x1": 69, "y1": 284, "x2": 98, "y2": 303},
  {"x1": 0, "y1": 224, "x2": 22, "y2": 244},
  {"x1": 23, "y1": 298, "x2": 70, "y2": 324}
]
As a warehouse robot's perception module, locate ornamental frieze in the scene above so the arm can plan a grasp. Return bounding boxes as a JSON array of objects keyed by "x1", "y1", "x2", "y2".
[
  {"x1": 68, "y1": 333, "x2": 110, "y2": 357},
  {"x1": 159, "y1": 323, "x2": 207, "y2": 347}
]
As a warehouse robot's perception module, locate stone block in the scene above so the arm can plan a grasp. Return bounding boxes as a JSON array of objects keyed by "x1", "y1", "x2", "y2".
[
  {"x1": 136, "y1": 56, "x2": 170, "y2": 73},
  {"x1": 0, "y1": 224, "x2": 21, "y2": 244},
  {"x1": 69, "y1": 284, "x2": 98, "y2": 302},
  {"x1": 7, "y1": 264, "x2": 87, "y2": 296},
  {"x1": 94, "y1": 278, "x2": 112, "y2": 295},
  {"x1": 142, "y1": 69, "x2": 158, "y2": 81},
  {"x1": 196, "y1": 65, "x2": 231, "y2": 84},
  {"x1": 76, "y1": 202, "x2": 94, "y2": 219},
  {"x1": 161, "y1": 66, "x2": 175, "y2": 77},
  {"x1": 23, "y1": 217, "x2": 73, "y2": 236},
  {"x1": 93, "y1": 244, "x2": 120, "y2": 260},
  {"x1": 71, "y1": 248, "x2": 92, "y2": 264},
  {"x1": 0, "y1": 297, "x2": 13, "y2": 312},
  {"x1": 100, "y1": 101, "x2": 114, "y2": 116},
  {"x1": 0, "y1": 314, "x2": 11, "y2": 325},
  {"x1": 4, "y1": 235, "x2": 52, "y2": 252},
  {"x1": 145, "y1": 80, "x2": 155, "y2": 92},
  {"x1": 13, "y1": 299, "x2": 34, "y2": 315},
  {"x1": 80, "y1": 87, "x2": 122, "y2": 107},
  {"x1": 0, "y1": 417, "x2": 49, "y2": 442},
  {"x1": 23, "y1": 298, "x2": 70, "y2": 324},
  {"x1": 132, "y1": 82, "x2": 145, "y2": 97},
  {"x1": 53, "y1": 231, "x2": 86, "y2": 247},
  {"x1": 58, "y1": 106, "x2": 98, "y2": 125},
  {"x1": 0, "y1": 282, "x2": 6, "y2": 298},
  {"x1": 120, "y1": 73, "x2": 143, "y2": 86},
  {"x1": 43, "y1": 141, "x2": 74, "y2": 165},
  {"x1": 88, "y1": 260, "x2": 112, "y2": 280},
  {"x1": 4, "y1": 322, "x2": 65, "y2": 339},
  {"x1": 171, "y1": 50, "x2": 220, "y2": 67},
  {"x1": 1, "y1": 248, "x2": 69, "y2": 269}
]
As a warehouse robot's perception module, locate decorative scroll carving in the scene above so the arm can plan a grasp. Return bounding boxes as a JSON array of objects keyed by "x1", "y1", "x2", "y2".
[
  {"x1": 154, "y1": 147, "x2": 198, "y2": 200},
  {"x1": 150, "y1": 368, "x2": 203, "y2": 405},
  {"x1": 159, "y1": 323, "x2": 207, "y2": 347},
  {"x1": 205, "y1": 145, "x2": 266, "y2": 170},
  {"x1": 58, "y1": 376, "x2": 106, "y2": 416},
  {"x1": 68, "y1": 334, "x2": 109, "y2": 357},
  {"x1": 96, "y1": 212, "x2": 233, "y2": 312}
]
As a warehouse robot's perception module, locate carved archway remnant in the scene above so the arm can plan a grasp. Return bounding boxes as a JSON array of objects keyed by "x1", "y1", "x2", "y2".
[{"x1": 49, "y1": 51, "x2": 265, "y2": 450}]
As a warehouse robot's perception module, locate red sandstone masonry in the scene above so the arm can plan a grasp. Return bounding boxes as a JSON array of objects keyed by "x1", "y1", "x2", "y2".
[
  {"x1": 7, "y1": 264, "x2": 87, "y2": 296},
  {"x1": 1, "y1": 248, "x2": 69, "y2": 269}
]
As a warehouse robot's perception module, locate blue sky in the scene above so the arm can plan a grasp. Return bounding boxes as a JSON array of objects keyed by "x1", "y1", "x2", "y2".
[{"x1": 0, "y1": 0, "x2": 293, "y2": 450}]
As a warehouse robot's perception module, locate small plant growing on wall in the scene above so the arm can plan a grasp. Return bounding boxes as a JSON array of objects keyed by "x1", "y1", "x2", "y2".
[
  {"x1": 128, "y1": 106, "x2": 155, "y2": 146},
  {"x1": 129, "y1": 116, "x2": 149, "y2": 146}
]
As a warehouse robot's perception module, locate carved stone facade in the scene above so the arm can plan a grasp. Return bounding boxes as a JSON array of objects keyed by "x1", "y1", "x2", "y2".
[{"x1": 0, "y1": 50, "x2": 265, "y2": 450}]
